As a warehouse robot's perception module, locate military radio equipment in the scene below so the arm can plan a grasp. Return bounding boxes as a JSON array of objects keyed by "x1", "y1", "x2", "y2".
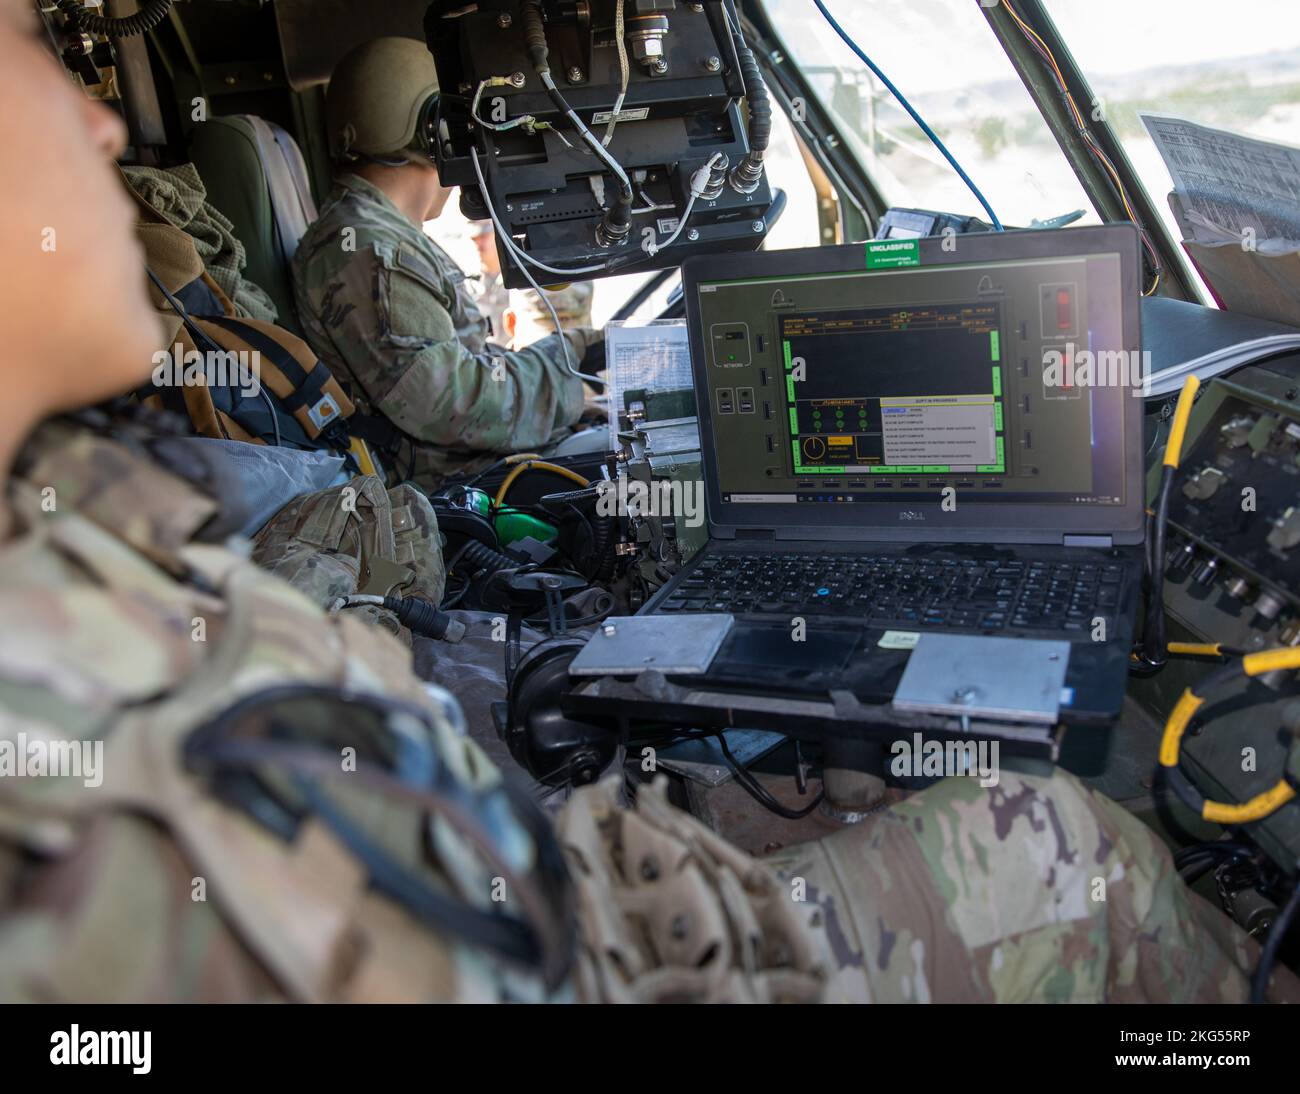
[
  {"x1": 1136, "y1": 354, "x2": 1300, "y2": 878},
  {"x1": 424, "y1": 0, "x2": 776, "y2": 287},
  {"x1": 611, "y1": 385, "x2": 705, "y2": 606}
]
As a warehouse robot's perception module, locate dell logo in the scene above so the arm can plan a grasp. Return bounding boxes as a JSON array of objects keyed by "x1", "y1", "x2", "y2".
[{"x1": 898, "y1": 510, "x2": 926, "y2": 521}]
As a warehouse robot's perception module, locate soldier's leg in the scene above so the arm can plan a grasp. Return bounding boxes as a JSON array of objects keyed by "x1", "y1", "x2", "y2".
[{"x1": 766, "y1": 766, "x2": 1300, "y2": 1003}]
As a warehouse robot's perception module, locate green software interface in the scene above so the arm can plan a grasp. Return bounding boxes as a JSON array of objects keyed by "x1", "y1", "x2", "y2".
[
  {"x1": 695, "y1": 252, "x2": 1130, "y2": 507},
  {"x1": 782, "y1": 301, "x2": 1006, "y2": 476}
]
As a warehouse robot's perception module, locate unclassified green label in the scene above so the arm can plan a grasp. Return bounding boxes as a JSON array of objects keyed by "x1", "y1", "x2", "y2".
[{"x1": 865, "y1": 240, "x2": 920, "y2": 268}]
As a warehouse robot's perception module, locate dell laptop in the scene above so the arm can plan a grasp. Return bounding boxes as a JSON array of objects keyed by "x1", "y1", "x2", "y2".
[{"x1": 641, "y1": 224, "x2": 1146, "y2": 727}]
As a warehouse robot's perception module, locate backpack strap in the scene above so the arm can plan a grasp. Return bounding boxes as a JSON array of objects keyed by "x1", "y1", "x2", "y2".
[{"x1": 204, "y1": 315, "x2": 353, "y2": 446}]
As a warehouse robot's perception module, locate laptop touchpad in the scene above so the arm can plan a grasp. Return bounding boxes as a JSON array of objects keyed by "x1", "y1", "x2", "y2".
[{"x1": 715, "y1": 624, "x2": 860, "y2": 674}]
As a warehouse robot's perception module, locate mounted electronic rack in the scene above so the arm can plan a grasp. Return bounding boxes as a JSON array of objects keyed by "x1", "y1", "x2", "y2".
[{"x1": 424, "y1": 0, "x2": 776, "y2": 287}]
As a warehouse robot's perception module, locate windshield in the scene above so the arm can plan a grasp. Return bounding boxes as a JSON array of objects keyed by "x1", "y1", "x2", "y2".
[
  {"x1": 765, "y1": 0, "x2": 1096, "y2": 230},
  {"x1": 1042, "y1": 0, "x2": 1300, "y2": 290}
]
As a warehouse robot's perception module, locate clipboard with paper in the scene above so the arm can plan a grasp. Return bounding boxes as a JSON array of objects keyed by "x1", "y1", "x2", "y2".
[{"x1": 1141, "y1": 113, "x2": 1300, "y2": 329}]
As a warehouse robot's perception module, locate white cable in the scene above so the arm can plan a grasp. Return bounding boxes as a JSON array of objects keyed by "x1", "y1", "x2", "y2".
[
  {"x1": 471, "y1": 78, "x2": 537, "y2": 132},
  {"x1": 468, "y1": 148, "x2": 604, "y2": 384},
  {"x1": 470, "y1": 146, "x2": 608, "y2": 277},
  {"x1": 645, "y1": 153, "x2": 723, "y2": 256},
  {"x1": 539, "y1": 68, "x2": 634, "y2": 202},
  {"x1": 601, "y1": 0, "x2": 629, "y2": 147}
]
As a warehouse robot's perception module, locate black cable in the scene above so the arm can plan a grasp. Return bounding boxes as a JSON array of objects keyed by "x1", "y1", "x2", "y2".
[
  {"x1": 1252, "y1": 874, "x2": 1300, "y2": 1004},
  {"x1": 1144, "y1": 465, "x2": 1176, "y2": 667},
  {"x1": 257, "y1": 387, "x2": 283, "y2": 448},
  {"x1": 59, "y1": 0, "x2": 172, "y2": 37},
  {"x1": 714, "y1": 732, "x2": 825, "y2": 820},
  {"x1": 439, "y1": 578, "x2": 469, "y2": 611},
  {"x1": 1173, "y1": 839, "x2": 1253, "y2": 871},
  {"x1": 459, "y1": 457, "x2": 508, "y2": 489}
]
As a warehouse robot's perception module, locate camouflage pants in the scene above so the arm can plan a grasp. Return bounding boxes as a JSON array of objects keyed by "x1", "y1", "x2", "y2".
[
  {"x1": 766, "y1": 766, "x2": 1298, "y2": 1003},
  {"x1": 560, "y1": 764, "x2": 1298, "y2": 1003}
]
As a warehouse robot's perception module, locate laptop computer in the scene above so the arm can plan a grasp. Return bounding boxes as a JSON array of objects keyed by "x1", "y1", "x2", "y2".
[{"x1": 639, "y1": 224, "x2": 1145, "y2": 727}]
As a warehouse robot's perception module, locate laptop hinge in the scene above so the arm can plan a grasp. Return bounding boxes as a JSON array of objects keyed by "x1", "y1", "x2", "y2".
[
  {"x1": 734, "y1": 528, "x2": 776, "y2": 540},
  {"x1": 1063, "y1": 534, "x2": 1112, "y2": 548}
]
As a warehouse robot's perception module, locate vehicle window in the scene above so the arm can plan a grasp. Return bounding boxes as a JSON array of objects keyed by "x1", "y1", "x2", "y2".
[
  {"x1": 765, "y1": 0, "x2": 1097, "y2": 230},
  {"x1": 1042, "y1": 0, "x2": 1300, "y2": 298}
]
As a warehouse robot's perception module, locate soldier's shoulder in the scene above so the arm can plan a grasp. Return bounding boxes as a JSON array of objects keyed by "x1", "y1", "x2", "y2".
[
  {"x1": 14, "y1": 417, "x2": 220, "y2": 558},
  {"x1": 295, "y1": 188, "x2": 415, "y2": 285}
]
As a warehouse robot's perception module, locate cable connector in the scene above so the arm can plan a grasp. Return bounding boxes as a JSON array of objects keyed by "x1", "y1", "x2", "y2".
[
  {"x1": 645, "y1": 153, "x2": 724, "y2": 257},
  {"x1": 332, "y1": 594, "x2": 466, "y2": 642},
  {"x1": 728, "y1": 153, "x2": 765, "y2": 196}
]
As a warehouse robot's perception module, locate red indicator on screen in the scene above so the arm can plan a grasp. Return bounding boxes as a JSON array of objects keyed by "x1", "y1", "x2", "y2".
[{"x1": 1056, "y1": 289, "x2": 1072, "y2": 331}]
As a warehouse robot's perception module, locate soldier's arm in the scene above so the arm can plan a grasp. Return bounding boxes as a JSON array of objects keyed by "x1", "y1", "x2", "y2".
[{"x1": 333, "y1": 246, "x2": 587, "y2": 453}]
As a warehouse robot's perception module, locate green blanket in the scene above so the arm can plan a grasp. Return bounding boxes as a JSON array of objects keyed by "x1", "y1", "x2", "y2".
[{"x1": 124, "y1": 163, "x2": 278, "y2": 323}]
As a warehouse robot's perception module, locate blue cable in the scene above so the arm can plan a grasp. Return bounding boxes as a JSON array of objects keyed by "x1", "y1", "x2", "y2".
[{"x1": 811, "y1": 0, "x2": 1005, "y2": 231}]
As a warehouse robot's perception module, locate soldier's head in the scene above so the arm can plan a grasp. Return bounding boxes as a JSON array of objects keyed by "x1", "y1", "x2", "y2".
[
  {"x1": 327, "y1": 37, "x2": 453, "y2": 224},
  {"x1": 0, "y1": 0, "x2": 162, "y2": 455}
]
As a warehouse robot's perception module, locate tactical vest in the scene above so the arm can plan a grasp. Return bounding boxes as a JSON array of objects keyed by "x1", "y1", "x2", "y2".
[
  {"x1": 249, "y1": 474, "x2": 447, "y2": 643},
  {"x1": 0, "y1": 421, "x2": 561, "y2": 1003},
  {"x1": 0, "y1": 428, "x2": 831, "y2": 1005}
]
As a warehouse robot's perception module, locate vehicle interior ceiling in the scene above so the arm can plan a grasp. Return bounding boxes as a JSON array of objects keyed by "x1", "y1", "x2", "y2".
[{"x1": 64, "y1": 0, "x2": 1300, "y2": 938}]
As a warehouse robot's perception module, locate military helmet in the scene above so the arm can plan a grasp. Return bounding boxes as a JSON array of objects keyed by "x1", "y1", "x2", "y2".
[{"x1": 326, "y1": 37, "x2": 440, "y2": 163}]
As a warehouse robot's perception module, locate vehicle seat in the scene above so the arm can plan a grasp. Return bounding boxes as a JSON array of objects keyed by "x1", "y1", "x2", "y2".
[{"x1": 189, "y1": 115, "x2": 317, "y2": 336}]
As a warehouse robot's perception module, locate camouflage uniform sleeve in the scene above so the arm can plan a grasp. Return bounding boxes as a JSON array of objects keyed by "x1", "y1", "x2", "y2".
[{"x1": 333, "y1": 243, "x2": 585, "y2": 453}]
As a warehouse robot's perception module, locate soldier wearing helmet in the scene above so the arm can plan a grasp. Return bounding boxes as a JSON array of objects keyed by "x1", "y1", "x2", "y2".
[{"x1": 292, "y1": 37, "x2": 603, "y2": 491}]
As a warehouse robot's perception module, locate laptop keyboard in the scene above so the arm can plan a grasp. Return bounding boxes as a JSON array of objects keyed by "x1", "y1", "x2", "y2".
[{"x1": 656, "y1": 552, "x2": 1127, "y2": 636}]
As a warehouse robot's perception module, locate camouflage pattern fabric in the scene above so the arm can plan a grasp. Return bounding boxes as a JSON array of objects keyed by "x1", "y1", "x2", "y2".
[
  {"x1": 557, "y1": 776, "x2": 828, "y2": 1003},
  {"x1": 250, "y1": 475, "x2": 445, "y2": 644},
  {"x1": 467, "y1": 268, "x2": 510, "y2": 346},
  {"x1": 0, "y1": 420, "x2": 559, "y2": 1003},
  {"x1": 510, "y1": 281, "x2": 595, "y2": 347},
  {"x1": 292, "y1": 174, "x2": 593, "y2": 490},
  {"x1": 763, "y1": 765, "x2": 1300, "y2": 1003}
]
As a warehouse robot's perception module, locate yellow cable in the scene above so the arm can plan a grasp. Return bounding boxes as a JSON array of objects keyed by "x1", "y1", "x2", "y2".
[
  {"x1": 1203, "y1": 781, "x2": 1297, "y2": 825},
  {"x1": 348, "y1": 437, "x2": 378, "y2": 477},
  {"x1": 1166, "y1": 641, "x2": 1223, "y2": 658},
  {"x1": 1243, "y1": 647, "x2": 1300, "y2": 678},
  {"x1": 1158, "y1": 646, "x2": 1300, "y2": 821},
  {"x1": 1163, "y1": 374, "x2": 1201, "y2": 468},
  {"x1": 1159, "y1": 687, "x2": 1203, "y2": 768},
  {"x1": 493, "y1": 460, "x2": 590, "y2": 507}
]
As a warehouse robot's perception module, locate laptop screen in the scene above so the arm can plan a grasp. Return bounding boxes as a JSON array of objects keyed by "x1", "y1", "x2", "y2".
[{"x1": 684, "y1": 227, "x2": 1143, "y2": 543}]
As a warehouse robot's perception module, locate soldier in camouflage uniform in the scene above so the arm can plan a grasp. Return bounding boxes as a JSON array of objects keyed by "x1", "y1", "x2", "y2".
[
  {"x1": 292, "y1": 38, "x2": 603, "y2": 492},
  {"x1": 2, "y1": 3, "x2": 1296, "y2": 1004},
  {"x1": 510, "y1": 280, "x2": 596, "y2": 349},
  {"x1": 468, "y1": 219, "x2": 511, "y2": 343},
  {"x1": 127, "y1": 174, "x2": 448, "y2": 644}
]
